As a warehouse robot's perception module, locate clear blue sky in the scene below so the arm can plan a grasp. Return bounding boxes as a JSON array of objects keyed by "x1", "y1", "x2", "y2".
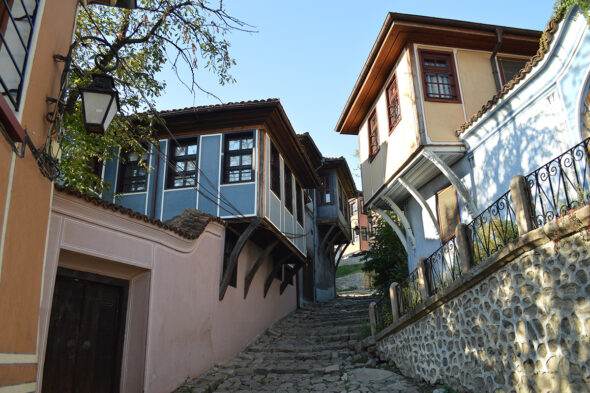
[{"x1": 155, "y1": 0, "x2": 557, "y2": 187}]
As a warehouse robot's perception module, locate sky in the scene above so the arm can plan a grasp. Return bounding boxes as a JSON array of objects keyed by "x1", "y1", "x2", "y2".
[{"x1": 154, "y1": 0, "x2": 557, "y2": 187}]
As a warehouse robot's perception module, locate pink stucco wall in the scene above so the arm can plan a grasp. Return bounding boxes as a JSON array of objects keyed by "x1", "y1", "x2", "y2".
[{"x1": 38, "y1": 191, "x2": 297, "y2": 393}]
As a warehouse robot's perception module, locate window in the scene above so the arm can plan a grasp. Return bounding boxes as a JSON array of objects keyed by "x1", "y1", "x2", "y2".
[
  {"x1": 270, "y1": 143, "x2": 281, "y2": 197},
  {"x1": 117, "y1": 148, "x2": 149, "y2": 193},
  {"x1": 368, "y1": 110, "x2": 379, "y2": 159},
  {"x1": 284, "y1": 165, "x2": 293, "y2": 213},
  {"x1": 223, "y1": 132, "x2": 254, "y2": 184},
  {"x1": 498, "y1": 58, "x2": 527, "y2": 86},
  {"x1": 386, "y1": 74, "x2": 401, "y2": 133},
  {"x1": 352, "y1": 230, "x2": 359, "y2": 244},
  {"x1": 222, "y1": 230, "x2": 238, "y2": 288},
  {"x1": 0, "y1": 0, "x2": 40, "y2": 110},
  {"x1": 296, "y1": 182, "x2": 303, "y2": 225},
  {"x1": 419, "y1": 50, "x2": 460, "y2": 103},
  {"x1": 167, "y1": 138, "x2": 198, "y2": 188},
  {"x1": 351, "y1": 200, "x2": 357, "y2": 216},
  {"x1": 360, "y1": 226, "x2": 368, "y2": 241},
  {"x1": 318, "y1": 175, "x2": 332, "y2": 205},
  {"x1": 436, "y1": 184, "x2": 461, "y2": 242}
]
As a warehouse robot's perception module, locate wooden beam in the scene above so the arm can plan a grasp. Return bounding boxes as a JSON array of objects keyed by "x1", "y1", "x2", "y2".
[
  {"x1": 263, "y1": 254, "x2": 291, "y2": 298},
  {"x1": 280, "y1": 263, "x2": 303, "y2": 295},
  {"x1": 334, "y1": 242, "x2": 350, "y2": 271},
  {"x1": 243, "y1": 239, "x2": 279, "y2": 299},
  {"x1": 219, "y1": 218, "x2": 262, "y2": 301},
  {"x1": 319, "y1": 224, "x2": 337, "y2": 251}
]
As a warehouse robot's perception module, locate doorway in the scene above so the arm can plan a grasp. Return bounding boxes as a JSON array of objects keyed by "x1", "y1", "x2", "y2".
[{"x1": 42, "y1": 268, "x2": 128, "y2": 393}]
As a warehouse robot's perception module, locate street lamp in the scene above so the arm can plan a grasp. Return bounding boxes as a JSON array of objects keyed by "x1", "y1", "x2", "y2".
[{"x1": 79, "y1": 73, "x2": 120, "y2": 134}]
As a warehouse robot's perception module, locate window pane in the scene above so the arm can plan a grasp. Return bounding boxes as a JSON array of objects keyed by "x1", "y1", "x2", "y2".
[
  {"x1": 241, "y1": 138, "x2": 253, "y2": 149},
  {"x1": 174, "y1": 178, "x2": 184, "y2": 187},
  {"x1": 186, "y1": 161, "x2": 196, "y2": 171},
  {"x1": 185, "y1": 177, "x2": 195, "y2": 186},
  {"x1": 175, "y1": 146, "x2": 186, "y2": 156},
  {"x1": 187, "y1": 145, "x2": 197, "y2": 155},
  {"x1": 229, "y1": 170, "x2": 240, "y2": 182},
  {"x1": 242, "y1": 154, "x2": 252, "y2": 166},
  {"x1": 241, "y1": 170, "x2": 252, "y2": 181},
  {"x1": 229, "y1": 156, "x2": 241, "y2": 167},
  {"x1": 228, "y1": 140, "x2": 240, "y2": 150}
]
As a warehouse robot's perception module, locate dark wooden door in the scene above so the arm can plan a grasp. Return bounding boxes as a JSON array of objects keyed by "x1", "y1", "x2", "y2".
[{"x1": 42, "y1": 268, "x2": 128, "y2": 393}]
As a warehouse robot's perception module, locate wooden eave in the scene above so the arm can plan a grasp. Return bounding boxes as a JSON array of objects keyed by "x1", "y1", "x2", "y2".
[
  {"x1": 155, "y1": 100, "x2": 320, "y2": 189},
  {"x1": 296, "y1": 133, "x2": 323, "y2": 170},
  {"x1": 335, "y1": 12, "x2": 542, "y2": 135}
]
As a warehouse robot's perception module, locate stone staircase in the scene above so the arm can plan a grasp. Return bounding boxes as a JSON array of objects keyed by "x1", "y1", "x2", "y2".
[{"x1": 174, "y1": 295, "x2": 429, "y2": 393}]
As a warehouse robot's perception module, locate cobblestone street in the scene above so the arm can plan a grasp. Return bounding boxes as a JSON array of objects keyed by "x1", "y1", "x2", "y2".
[{"x1": 175, "y1": 296, "x2": 431, "y2": 393}]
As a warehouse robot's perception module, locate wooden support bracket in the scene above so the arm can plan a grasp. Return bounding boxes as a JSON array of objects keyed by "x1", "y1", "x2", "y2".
[
  {"x1": 219, "y1": 218, "x2": 262, "y2": 301},
  {"x1": 243, "y1": 239, "x2": 279, "y2": 299},
  {"x1": 263, "y1": 254, "x2": 291, "y2": 298},
  {"x1": 279, "y1": 262, "x2": 303, "y2": 295}
]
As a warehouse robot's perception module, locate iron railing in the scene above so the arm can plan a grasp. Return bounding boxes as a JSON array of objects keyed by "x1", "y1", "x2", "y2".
[
  {"x1": 526, "y1": 136, "x2": 590, "y2": 227},
  {"x1": 426, "y1": 236, "x2": 462, "y2": 295},
  {"x1": 399, "y1": 268, "x2": 422, "y2": 315},
  {"x1": 0, "y1": 0, "x2": 40, "y2": 110},
  {"x1": 467, "y1": 190, "x2": 519, "y2": 265}
]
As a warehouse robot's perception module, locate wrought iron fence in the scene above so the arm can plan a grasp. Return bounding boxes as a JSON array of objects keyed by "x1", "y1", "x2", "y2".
[
  {"x1": 467, "y1": 190, "x2": 519, "y2": 265},
  {"x1": 426, "y1": 236, "x2": 462, "y2": 295},
  {"x1": 526, "y1": 136, "x2": 590, "y2": 227},
  {"x1": 373, "y1": 296, "x2": 392, "y2": 333},
  {"x1": 0, "y1": 0, "x2": 40, "y2": 110},
  {"x1": 399, "y1": 268, "x2": 422, "y2": 315}
]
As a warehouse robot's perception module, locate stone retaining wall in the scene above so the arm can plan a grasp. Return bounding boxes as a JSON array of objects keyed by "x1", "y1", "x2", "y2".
[{"x1": 375, "y1": 207, "x2": 590, "y2": 393}]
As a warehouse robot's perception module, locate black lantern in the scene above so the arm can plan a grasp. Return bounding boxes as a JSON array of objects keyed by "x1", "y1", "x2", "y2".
[{"x1": 79, "y1": 74, "x2": 120, "y2": 134}]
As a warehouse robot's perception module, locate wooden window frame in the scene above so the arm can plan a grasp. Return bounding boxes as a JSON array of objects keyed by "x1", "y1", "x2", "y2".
[
  {"x1": 318, "y1": 175, "x2": 332, "y2": 205},
  {"x1": 166, "y1": 137, "x2": 199, "y2": 189},
  {"x1": 497, "y1": 56, "x2": 527, "y2": 86},
  {"x1": 436, "y1": 184, "x2": 461, "y2": 243},
  {"x1": 284, "y1": 165, "x2": 293, "y2": 214},
  {"x1": 117, "y1": 147, "x2": 149, "y2": 194},
  {"x1": 296, "y1": 182, "x2": 303, "y2": 225},
  {"x1": 368, "y1": 110, "x2": 379, "y2": 161},
  {"x1": 419, "y1": 50, "x2": 461, "y2": 104},
  {"x1": 222, "y1": 131, "x2": 255, "y2": 184},
  {"x1": 386, "y1": 73, "x2": 402, "y2": 134},
  {"x1": 360, "y1": 226, "x2": 368, "y2": 242},
  {"x1": 270, "y1": 143, "x2": 281, "y2": 198}
]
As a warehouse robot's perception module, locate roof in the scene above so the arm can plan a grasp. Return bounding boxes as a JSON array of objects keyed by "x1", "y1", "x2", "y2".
[
  {"x1": 335, "y1": 12, "x2": 542, "y2": 135},
  {"x1": 155, "y1": 99, "x2": 320, "y2": 188},
  {"x1": 456, "y1": 15, "x2": 562, "y2": 136},
  {"x1": 321, "y1": 157, "x2": 357, "y2": 198},
  {"x1": 55, "y1": 185, "x2": 225, "y2": 240},
  {"x1": 297, "y1": 132, "x2": 323, "y2": 169}
]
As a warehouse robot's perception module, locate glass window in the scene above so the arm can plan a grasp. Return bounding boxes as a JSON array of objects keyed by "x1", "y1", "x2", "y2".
[
  {"x1": 284, "y1": 165, "x2": 293, "y2": 213},
  {"x1": 387, "y1": 74, "x2": 402, "y2": 133},
  {"x1": 167, "y1": 138, "x2": 198, "y2": 189},
  {"x1": 361, "y1": 226, "x2": 368, "y2": 241},
  {"x1": 498, "y1": 58, "x2": 527, "y2": 86},
  {"x1": 419, "y1": 50, "x2": 460, "y2": 102},
  {"x1": 368, "y1": 110, "x2": 379, "y2": 159},
  {"x1": 296, "y1": 182, "x2": 303, "y2": 225},
  {"x1": 270, "y1": 143, "x2": 281, "y2": 197},
  {"x1": 223, "y1": 132, "x2": 255, "y2": 184},
  {"x1": 319, "y1": 175, "x2": 332, "y2": 205},
  {"x1": 117, "y1": 147, "x2": 149, "y2": 193}
]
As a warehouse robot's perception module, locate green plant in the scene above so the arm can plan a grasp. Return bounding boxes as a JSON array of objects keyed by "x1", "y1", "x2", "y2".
[
  {"x1": 336, "y1": 263, "x2": 365, "y2": 278},
  {"x1": 357, "y1": 322, "x2": 372, "y2": 340}
]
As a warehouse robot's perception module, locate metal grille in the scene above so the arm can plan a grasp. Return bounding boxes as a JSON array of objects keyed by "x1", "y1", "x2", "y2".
[
  {"x1": 467, "y1": 190, "x2": 519, "y2": 265},
  {"x1": 0, "y1": 0, "x2": 40, "y2": 110},
  {"x1": 526, "y1": 136, "x2": 590, "y2": 227},
  {"x1": 400, "y1": 268, "x2": 422, "y2": 315},
  {"x1": 426, "y1": 236, "x2": 462, "y2": 295}
]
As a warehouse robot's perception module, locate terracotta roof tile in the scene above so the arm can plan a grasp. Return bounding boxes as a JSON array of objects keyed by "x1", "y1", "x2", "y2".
[
  {"x1": 456, "y1": 16, "x2": 562, "y2": 136},
  {"x1": 157, "y1": 99, "x2": 280, "y2": 116},
  {"x1": 55, "y1": 185, "x2": 225, "y2": 239}
]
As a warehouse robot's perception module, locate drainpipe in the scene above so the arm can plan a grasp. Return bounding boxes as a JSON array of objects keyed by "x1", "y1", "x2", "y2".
[
  {"x1": 312, "y1": 188, "x2": 319, "y2": 303},
  {"x1": 490, "y1": 27, "x2": 503, "y2": 92}
]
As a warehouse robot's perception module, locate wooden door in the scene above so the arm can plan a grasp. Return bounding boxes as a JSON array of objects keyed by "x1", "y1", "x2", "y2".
[{"x1": 42, "y1": 268, "x2": 128, "y2": 393}]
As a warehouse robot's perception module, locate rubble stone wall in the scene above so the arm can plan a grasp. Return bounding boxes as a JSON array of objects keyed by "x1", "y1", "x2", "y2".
[{"x1": 376, "y1": 228, "x2": 590, "y2": 393}]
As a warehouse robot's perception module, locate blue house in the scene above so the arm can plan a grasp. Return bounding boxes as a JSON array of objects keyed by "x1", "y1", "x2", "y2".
[{"x1": 101, "y1": 99, "x2": 320, "y2": 299}]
